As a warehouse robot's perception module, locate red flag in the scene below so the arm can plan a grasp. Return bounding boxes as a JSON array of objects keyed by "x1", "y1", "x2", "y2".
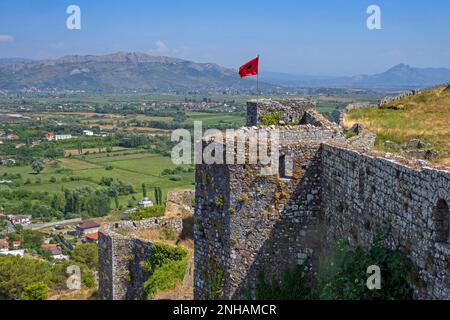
[{"x1": 239, "y1": 56, "x2": 259, "y2": 78}]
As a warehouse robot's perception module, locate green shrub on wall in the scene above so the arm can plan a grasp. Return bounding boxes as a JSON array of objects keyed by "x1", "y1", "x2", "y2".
[
  {"x1": 254, "y1": 236, "x2": 415, "y2": 300},
  {"x1": 128, "y1": 205, "x2": 165, "y2": 221},
  {"x1": 259, "y1": 112, "x2": 282, "y2": 126},
  {"x1": 255, "y1": 263, "x2": 313, "y2": 300},
  {"x1": 316, "y1": 238, "x2": 415, "y2": 300},
  {"x1": 143, "y1": 243, "x2": 188, "y2": 299}
]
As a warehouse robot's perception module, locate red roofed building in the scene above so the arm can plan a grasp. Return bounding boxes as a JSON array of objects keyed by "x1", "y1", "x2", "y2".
[
  {"x1": 45, "y1": 132, "x2": 56, "y2": 141},
  {"x1": 12, "y1": 240, "x2": 21, "y2": 249},
  {"x1": 41, "y1": 243, "x2": 58, "y2": 250},
  {"x1": 84, "y1": 232, "x2": 99, "y2": 244},
  {"x1": 41, "y1": 243, "x2": 66, "y2": 260},
  {"x1": 0, "y1": 238, "x2": 8, "y2": 251},
  {"x1": 76, "y1": 220, "x2": 100, "y2": 237}
]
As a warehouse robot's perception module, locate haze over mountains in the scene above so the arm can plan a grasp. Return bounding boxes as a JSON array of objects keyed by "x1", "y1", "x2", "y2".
[
  {"x1": 0, "y1": 52, "x2": 261, "y2": 93},
  {"x1": 263, "y1": 64, "x2": 450, "y2": 89},
  {"x1": 0, "y1": 52, "x2": 449, "y2": 93}
]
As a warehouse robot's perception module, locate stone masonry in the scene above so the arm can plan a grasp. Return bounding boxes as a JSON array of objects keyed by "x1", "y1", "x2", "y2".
[
  {"x1": 98, "y1": 217, "x2": 183, "y2": 300},
  {"x1": 194, "y1": 98, "x2": 450, "y2": 300}
]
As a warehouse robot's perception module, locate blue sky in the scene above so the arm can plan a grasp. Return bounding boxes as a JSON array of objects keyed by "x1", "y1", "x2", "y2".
[{"x1": 0, "y1": 0, "x2": 449, "y2": 75}]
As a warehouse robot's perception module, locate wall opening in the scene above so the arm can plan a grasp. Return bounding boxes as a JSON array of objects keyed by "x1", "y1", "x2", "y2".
[
  {"x1": 433, "y1": 199, "x2": 450, "y2": 244},
  {"x1": 279, "y1": 155, "x2": 287, "y2": 179},
  {"x1": 358, "y1": 168, "x2": 365, "y2": 200}
]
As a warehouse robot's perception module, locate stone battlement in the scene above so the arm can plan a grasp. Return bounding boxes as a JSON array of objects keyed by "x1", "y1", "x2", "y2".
[
  {"x1": 246, "y1": 98, "x2": 315, "y2": 126},
  {"x1": 98, "y1": 216, "x2": 183, "y2": 300}
]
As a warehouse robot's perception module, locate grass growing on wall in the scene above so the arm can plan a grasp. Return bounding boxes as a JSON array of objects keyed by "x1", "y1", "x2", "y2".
[
  {"x1": 128, "y1": 205, "x2": 165, "y2": 221},
  {"x1": 259, "y1": 112, "x2": 282, "y2": 126},
  {"x1": 143, "y1": 242, "x2": 188, "y2": 299}
]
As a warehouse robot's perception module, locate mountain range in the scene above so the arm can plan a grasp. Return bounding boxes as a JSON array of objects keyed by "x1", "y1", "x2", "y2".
[
  {"x1": 0, "y1": 52, "x2": 449, "y2": 92},
  {"x1": 0, "y1": 52, "x2": 262, "y2": 93},
  {"x1": 262, "y1": 64, "x2": 450, "y2": 89}
]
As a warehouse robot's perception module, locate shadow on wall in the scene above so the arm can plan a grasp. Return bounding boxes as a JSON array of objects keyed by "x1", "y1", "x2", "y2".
[{"x1": 231, "y1": 151, "x2": 325, "y2": 299}]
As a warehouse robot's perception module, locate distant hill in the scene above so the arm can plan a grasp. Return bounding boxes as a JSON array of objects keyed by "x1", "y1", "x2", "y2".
[
  {"x1": 0, "y1": 52, "x2": 269, "y2": 93},
  {"x1": 2, "y1": 53, "x2": 448, "y2": 92},
  {"x1": 0, "y1": 58, "x2": 33, "y2": 65},
  {"x1": 263, "y1": 64, "x2": 450, "y2": 89}
]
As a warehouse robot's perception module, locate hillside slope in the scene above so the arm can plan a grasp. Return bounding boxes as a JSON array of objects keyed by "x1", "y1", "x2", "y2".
[
  {"x1": 344, "y1": 84, "x2": 450, "y2": 165},
  {"x1": 0, "y1": 52, "x2": 267, "y2": 93}
]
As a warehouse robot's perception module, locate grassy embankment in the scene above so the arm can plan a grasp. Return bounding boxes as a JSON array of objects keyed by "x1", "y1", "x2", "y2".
[{"x1": 344, "y1": 85, "x2": 450, "y2": 165}]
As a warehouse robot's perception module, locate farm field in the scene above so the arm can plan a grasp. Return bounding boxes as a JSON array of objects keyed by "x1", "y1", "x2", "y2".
[
  {"x1": 0, "y1": 149, "x2": 195, "y2": 207},
  {"x1": 183, "y1": 111, "x2": 245, "y2": 127}
]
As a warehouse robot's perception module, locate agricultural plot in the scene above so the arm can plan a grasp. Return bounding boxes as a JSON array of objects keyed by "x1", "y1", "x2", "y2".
[
  {"x1": 183, "y1": 111, "x2": 245, "y2": 127},
  {"x1": 0, "y1": 150, "x2": 194, "y2": 208}
]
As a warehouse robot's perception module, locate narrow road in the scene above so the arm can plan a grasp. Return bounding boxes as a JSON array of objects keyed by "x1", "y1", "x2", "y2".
[{"x1": 24, "y1": 218, "x2": 82, "y2": 230}]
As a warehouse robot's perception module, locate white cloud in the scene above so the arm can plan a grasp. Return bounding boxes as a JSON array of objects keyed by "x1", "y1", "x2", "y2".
[
  {"x1": 155, "y1": 40, "x2": 170, "y2": 53},
  {"x1": 0, "y1": 35, "x2": 14, "y2": 42}
]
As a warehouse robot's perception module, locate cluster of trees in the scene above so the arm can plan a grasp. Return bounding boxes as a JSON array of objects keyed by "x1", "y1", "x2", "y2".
[
  {"x1": 161, "y1": 166, "x2": 194, "y2": 176},
  {"x1": 100, "y1": 177, "x2": 135, "y2": 195},
  {"x1": 0, "y1": 185, "x2": 112, "y2": 221},
  {"x1": 117, "y1": 132, "x2": 149, "y2": 148},
  {"x1": 154, "y1": 187, "x2": 163, "y2": 206},
  {"x1": 0, "y1": 189, "x2": 61, "y2": 221},
  {"x1": 0, "y1": 142, "x2": 64, "y2": 166},
  {"x1": 0, "y1": 242, "x2": 99, "y2": 300},
  {"x1": 60, "y1": 186, "x2": 111, "y2": 218},
  {"x1": 116, "y1": 133, "x2": 179, "y2": 157}
]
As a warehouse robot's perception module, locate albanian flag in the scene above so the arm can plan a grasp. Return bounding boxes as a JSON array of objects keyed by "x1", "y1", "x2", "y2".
[{"x1": 239, "y1": 56, "x2": 259, "y2": 78}]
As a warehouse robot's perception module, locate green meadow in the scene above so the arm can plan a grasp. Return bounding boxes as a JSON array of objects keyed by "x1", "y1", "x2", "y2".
[{"x1": 0, "y1": 149, "x2": 195, "y2": 207}]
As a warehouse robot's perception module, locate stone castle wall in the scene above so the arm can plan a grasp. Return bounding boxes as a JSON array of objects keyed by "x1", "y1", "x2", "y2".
[
  {"x1": 195, "y1": 99, "x2": 450, "y2": 300},
  {"x1": 246, "y1": 98, "x2": 315, "y2": 126},
  {"x1": 321, "y1": 144, "x2": 450, "y2": 299},
  {"x1": 194, "y1": 116, "x2": 342, "y2": 299},
  {"x1": 195, "y1": 142, "x2": 450, "y2": 299},
  {"x1": 98, "y1": 217, "x2": 183, "y2": 300}
]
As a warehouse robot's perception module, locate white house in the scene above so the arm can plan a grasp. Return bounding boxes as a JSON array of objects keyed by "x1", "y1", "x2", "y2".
[
  {"x1": 8, "y1": 215, "x2": 32, "y2": 225},
  {"x1": 138, "y1": 197, "x2": 154, "y2": 208},
  {"x1": 0, "y1": 249, "x2": 24, "y2": 257},
  {"x1": 83, "y1": 130, "x2": 94, "y2": 136},
  {"x1": 55, "y1": 134, "x2": 73, "y2": 141}
]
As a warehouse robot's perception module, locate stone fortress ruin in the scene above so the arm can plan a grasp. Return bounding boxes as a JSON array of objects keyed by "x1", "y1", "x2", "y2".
[
  {"x1": 98, "y1": 96, "x2": 450, "y2": 300},
  {"x1": 194, "y1": 98, "x2": 450, "y2": 300}
]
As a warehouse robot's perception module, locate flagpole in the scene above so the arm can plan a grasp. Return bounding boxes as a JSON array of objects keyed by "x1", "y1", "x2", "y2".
[{"x1": 257, "y1": 54, "x2": 260, "y2": 95}]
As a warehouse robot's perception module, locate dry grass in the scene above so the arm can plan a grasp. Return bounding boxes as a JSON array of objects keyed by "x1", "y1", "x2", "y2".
[
  {"x1": 48, "y1": 288, "x2": 97, "y2": 300},
  {"x1": 344, "y1": 85, "x2": 450, "y2": 165}
]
